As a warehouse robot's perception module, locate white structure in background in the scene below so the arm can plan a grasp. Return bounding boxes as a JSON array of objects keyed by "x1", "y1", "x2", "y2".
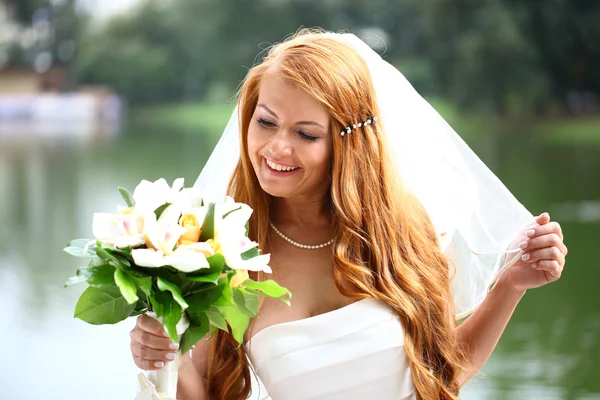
[
  {"x1": 0, "y1": 92, "x2": 124, "y2": 138},
  {"x1": 0, "y1": 1, "x2": 124, "y2": 138}
]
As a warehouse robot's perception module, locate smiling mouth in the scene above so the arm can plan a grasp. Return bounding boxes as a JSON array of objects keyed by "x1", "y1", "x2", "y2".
[{"x1": 264, "y1": 158, "x2": 299, "y2": 172}]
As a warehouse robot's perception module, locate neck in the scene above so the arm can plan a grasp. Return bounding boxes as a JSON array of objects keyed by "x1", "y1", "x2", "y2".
[{"x1": 271, "y1": 190, "x2": 332, "y2": 230}]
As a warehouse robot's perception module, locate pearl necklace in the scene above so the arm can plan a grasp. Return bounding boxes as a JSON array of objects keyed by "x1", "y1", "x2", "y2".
[{"x1": 269, "y1": 221, "x2": 334, "y2": 250}]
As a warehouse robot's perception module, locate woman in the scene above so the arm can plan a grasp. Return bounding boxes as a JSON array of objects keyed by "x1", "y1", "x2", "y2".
[{"x1": 129, "y1": 29, "x2": 568, "y2": 399}]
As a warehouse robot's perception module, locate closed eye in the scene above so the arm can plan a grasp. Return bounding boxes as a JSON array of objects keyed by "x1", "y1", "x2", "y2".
[
  {"x1": 297, "y1": 130, "x2": 317, "y2": 142},
  {"x1": 257, "y1": 118, "x2": 318, "y2": 142},
  {"x1": 257, "y1": 118, "x2": 276, "y2": 128}
]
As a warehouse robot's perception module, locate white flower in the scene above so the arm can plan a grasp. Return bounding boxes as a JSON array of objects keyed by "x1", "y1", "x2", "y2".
[
  {"x1": 131, "y1": 204, "x2": 211, "y2": 273},
  {"x1": 132, "y1": 178, "x2": 185, "y2": 213},
  {"x1": 92, "y1": 207, "x2": 146, "y2": 248},
  {"x1": 213, "y1": 197, "x2": 272, "y2": 274}
]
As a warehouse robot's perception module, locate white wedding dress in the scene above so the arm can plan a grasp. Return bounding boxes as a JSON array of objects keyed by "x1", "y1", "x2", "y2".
[{"x1": 245, "y1": 298, "x2": 416, "y2": 400}]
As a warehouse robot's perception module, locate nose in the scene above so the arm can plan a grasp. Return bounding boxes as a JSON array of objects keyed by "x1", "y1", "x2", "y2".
[{"x1": 267, "y1": 129, "x2": 293, "y2": 158}]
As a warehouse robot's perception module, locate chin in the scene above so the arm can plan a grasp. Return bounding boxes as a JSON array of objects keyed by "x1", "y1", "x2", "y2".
[{"x1": 257, "y1": 180, "x2": 293, "y2": 198}]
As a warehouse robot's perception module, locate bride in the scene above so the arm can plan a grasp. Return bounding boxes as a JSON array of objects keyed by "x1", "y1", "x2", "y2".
[{"x1": 128, "y1": 29, "x2": 567, "y2": 399}]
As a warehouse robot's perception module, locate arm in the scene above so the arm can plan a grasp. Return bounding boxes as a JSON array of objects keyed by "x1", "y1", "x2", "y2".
[
  {"x1": 177, "y1": 340, "x2": 210, "y2": 400},
  {"x1": 455, "y1": 277, "x2": 525, "y2": 385},
  {"x1": 455, "y1": 213, "x2": 567, "y2": 386}
]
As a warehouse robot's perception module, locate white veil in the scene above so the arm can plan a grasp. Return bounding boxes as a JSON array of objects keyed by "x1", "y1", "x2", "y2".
[{"x1": 194, "y1": 32, "x2": 535, "y2": 318}]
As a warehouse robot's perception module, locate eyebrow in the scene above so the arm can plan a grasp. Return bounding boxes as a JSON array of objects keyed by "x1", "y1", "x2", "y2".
[{"x1": 257, "y1": 103, "x2": 326, "y2": 130}]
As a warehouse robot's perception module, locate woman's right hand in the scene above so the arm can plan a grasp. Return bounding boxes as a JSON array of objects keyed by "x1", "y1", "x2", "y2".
[{"x1": 130, "y1": 315, "x2": 180, "y2": 370}]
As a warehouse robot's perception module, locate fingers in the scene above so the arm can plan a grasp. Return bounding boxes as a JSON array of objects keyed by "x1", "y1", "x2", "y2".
[
  {"x1": 130, "y1": 324, "x2": 173, "y2": 350},
  {"x1": 529, "y1": 218, "x2": 564, "y2": 241},
  {"x1": 522, "y1": 232, "x2": 567, "y2": 255},
  {"x1": 130, "y1": 315, "x2": 179, "y2": 371},
  {"x1": 533, "y1": 260, "x2": 563, "y2": 281},
  {"x1": 535, "y1": 212, "x2": 551, "y2": 226},
  {"x1": 522, "y1": 247, "x2": 565, "y2": 266},
  {"x1": 131, "y1": 340, "x2": 179, "y2": 370},
  {"x1": 137, "y1": 314, "x2": 170, "y2": 337}
]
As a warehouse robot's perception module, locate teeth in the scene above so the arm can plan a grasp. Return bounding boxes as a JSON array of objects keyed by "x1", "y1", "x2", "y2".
[{"x1": 266, "y1": 159, "x2": 298, "y2": 172}]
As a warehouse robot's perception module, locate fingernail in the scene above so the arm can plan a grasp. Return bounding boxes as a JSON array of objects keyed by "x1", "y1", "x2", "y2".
[
  {"x1": 166, "y1": 353, "x2": 176, "y2": 360},
  {"x1": 526, "y1": 230, "x2": 535, "y2": 237},
  {"x1": 169, "y1": 343, "x2": 179, "y2": 350},
  {"x1": 154, "y1": 361, "x2": 164, "y2": 368},
  {"x1": 522, "y1": 254, "x2": 530, "y2": 261},
  {"x1": 519, "y1": 241, "x2": 528, "y2": 249}
]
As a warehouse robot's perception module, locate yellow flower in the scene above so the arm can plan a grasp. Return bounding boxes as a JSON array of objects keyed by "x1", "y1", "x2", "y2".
[
  {"x1": 230, "y1": 270, "x2": 249, "y2": 288},
  {"x1": 178, "y1": 213, "x2": 201, "y2": 245},
  {"x1": 205, "y1": 239, "x2": 222, "y2": 254}
]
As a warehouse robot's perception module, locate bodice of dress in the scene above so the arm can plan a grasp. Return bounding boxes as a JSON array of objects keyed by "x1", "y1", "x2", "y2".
[{"x1": 246, "y1": 298, "x2": 416, "y2": 400}]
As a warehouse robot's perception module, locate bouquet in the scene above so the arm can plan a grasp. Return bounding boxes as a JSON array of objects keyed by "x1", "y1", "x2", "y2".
[{"x1": 64, "y1": 178, "x2": 290, "y2": 399}]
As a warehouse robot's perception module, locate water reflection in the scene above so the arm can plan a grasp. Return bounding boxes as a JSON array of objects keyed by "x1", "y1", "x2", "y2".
[{"x1": 1, "y1": 126, "x2": 599, "y2": 399}]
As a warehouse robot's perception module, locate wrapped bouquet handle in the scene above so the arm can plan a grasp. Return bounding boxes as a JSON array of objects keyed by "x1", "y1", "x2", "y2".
[{"x1": 138, "y1": 313, "x2": 190, "y2": 399}]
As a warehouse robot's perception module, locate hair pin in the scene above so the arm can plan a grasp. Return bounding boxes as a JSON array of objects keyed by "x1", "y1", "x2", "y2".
[{"x1": 340, "y1": 116, "x2": 377, "y2": 136}]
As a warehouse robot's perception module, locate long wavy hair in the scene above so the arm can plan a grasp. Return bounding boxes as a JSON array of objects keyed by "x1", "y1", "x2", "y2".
[{"x1": 205, "y1": 28, "x2": 468, "y2": 400}]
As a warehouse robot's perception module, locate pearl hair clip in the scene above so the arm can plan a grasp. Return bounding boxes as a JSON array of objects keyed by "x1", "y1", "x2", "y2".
[{"x1": 340, "y1": 116, "x2": 378, "y2": 136}]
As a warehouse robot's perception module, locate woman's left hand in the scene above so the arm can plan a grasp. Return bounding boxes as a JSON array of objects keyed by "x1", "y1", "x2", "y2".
[{"x1": 503, "y1": 213, "x2": 568, "y2": 293}]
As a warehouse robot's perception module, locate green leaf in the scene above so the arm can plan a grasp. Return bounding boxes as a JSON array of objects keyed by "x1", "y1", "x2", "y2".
[
  {"x1": 219, "y1": 304, "x2": 250, "y2": 346},
  {"x1": 130, "y1": 298, "x2": 149, "y2": 316},
  {"x1": 67, "y1": 238, "x2": 91, "y2": 249},
  {"x1": 114, "y1": 268, "x2": 139, "y2": 304},
  {"x1": 96, "y1": 246, "x2": 130, "y2": 269},
  {"x1": 157, "y1": 277, "x2": 189, "y2": 310},
  {"x1": 184, "y1": 281, "x2": 226, "y2": 312},
  {"x1": 64, "y1": 239, "x2": 95, "y2": 258},
  {"x1": 64, "y1": 274, "x2": 88, "y2": 287},
  {"x1": 80, "y1": 263, "x2": 116, "y2": 286},
  {"x1": 243, "y1": 280, "x2": 291, "y2": 305},
  {"x1": 209, "y1": 324, "x2": 218, "y2": 338},
  {"x1": 130, "y1": 275, "x2": 152, "y2": 297},
  {"x1": 206, "y1": 254, "x2": 225, "y2": 272},
  {"x1": 118, "y1": 187, "x2": 136, "y2": 207},
  {"x1": 106, "y1": 246, "x2": 132, "y2": 258},
  {"x1": 240, "y1": 290, "x2": 259, "y2": 317},
  {"x1": 149, "y1": 293, "x2": 165, "y2": 318},
  {"x1": 233, "y1": 289, "x2": 255, "y2": 318},
  {"x1": 240, "y1": 247, "x2": 259, "y2": 261},
  {"x1": 206, "y1": 307, "x2": 228, "y2": 331},
  {"x1": 214, "y1": 280, "x2": 234, "y2": 306},
  {"x1": 65, "y1": 263, "x2": 115, "y2": 288},
  {"x1": 187, "y1": 311, "x2": 207, "y2": 326},
  {"x1": 74, "y1": 285, "x2": 136, "y2": 325},
  {"x1": 222, "y1": 205, "x2": 242, "y2": 219},
  {"x1": 162, "y1": 294, "x2": 183, "y2": 342},
  {"x1": 154, "y1": 202, "x2": 171, "y2": 220},
  {"x1": 187, "y1": 272, "x2": 220, "y2": 284},
  {"x1": 181, "y1": 312, "x2": 209, "y2": 353},
  {"x1": 199, "y1": 202, "x2": 215, "y2": 241},
  {"x1": 186, "y1": 253, "x2": 224, "y2": 284},
  {"x1": 104, "y1": 248, "x2": 132, "y2": 267}
]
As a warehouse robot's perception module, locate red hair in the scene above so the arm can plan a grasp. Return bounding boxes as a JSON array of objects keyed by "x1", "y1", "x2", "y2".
[{"x1": 206, "y1": 28, "x2": 468, "y2": 399}]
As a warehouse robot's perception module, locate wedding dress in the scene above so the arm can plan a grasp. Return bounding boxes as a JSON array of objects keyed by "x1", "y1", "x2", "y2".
[{"x1": 246, "y1": 298, "x2": 416, "y2": 400}]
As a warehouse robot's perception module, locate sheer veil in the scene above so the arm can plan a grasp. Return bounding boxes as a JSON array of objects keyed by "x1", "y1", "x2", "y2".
[{"x1": 194, "y1": 32, "x2": 535, "y2": 318}]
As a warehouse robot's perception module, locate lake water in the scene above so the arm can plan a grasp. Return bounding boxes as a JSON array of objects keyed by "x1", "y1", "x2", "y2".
[{"x1": 0, "y1": 122, "x2": 598, "y2": 399}]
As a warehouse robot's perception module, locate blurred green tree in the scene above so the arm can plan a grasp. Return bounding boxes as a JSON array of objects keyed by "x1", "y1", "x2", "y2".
[{"x1": 71, "y1": 0, "x2": 600, "y2": 114}]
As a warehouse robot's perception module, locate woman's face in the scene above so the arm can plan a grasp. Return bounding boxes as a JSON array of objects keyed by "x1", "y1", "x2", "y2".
[{"x1": 247, "y1": 73, "x2": 333, "y2": 199}]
